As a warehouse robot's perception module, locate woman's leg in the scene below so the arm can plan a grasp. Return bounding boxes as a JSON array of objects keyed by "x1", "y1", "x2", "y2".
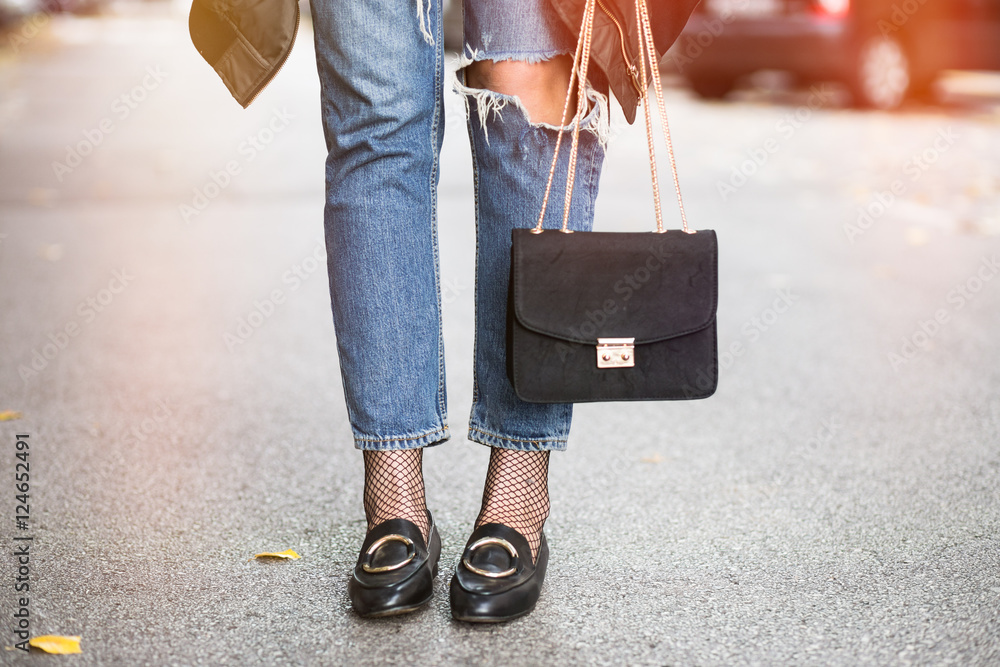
[
  {"x1": 310, "y1": 0, "x2": 446, "y2": 617},
  {"x1": 455, "y1": 0, "x2": 606, "y2": 577},
  {"x1": 462, "y1": 57, "x2": 600, "y2": 562},
  {"x1": 310, "y1": 0, "x2": 446, "y2": 544}
]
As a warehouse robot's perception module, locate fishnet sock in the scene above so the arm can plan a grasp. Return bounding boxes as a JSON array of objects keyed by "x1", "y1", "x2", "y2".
[
  {"x1": 475, "y1": 448, "x2": 550, "y2": 562},
  {"x1": 362, "y1": 449, "x2": 429, "y2": 543}
]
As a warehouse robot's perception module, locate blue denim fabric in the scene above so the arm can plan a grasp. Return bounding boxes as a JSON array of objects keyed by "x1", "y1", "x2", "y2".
[
  {"x1": 457, "y1": 82, "x2": 605, "y2": 451},
  {"x1": 310, "y1": 0, "x2": 605, "y2": 451},
  {"x1": 463, "y1": 0, "x2": 575, "y2": 63}
]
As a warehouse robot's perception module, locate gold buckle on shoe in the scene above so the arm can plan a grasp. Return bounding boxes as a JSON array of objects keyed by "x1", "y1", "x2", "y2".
[
  {"x1": 362, "y1": 534, "x2": 416, "y2": 573},
  {"x1": 462, "y1": 537, "x2": 518, "y2": 578}
]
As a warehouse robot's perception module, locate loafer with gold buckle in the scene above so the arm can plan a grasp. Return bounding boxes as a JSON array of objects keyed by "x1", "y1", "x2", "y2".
[
  {"x1": 348, "y1": 512, "x2": 440, "y2": 618},
  {"x1": 449, "y1": 523, "x2": 548, "y2": 623}
]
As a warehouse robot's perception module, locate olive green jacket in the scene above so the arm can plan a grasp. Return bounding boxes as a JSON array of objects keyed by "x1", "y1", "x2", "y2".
[{"x1": 188, "y1": 0, "x2": 300, "y2": 108}]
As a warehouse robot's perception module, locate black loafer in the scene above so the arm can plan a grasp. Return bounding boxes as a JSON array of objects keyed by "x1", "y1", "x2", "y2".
[
  {"x1": 348, "y1": 512, "x2": 440, "y2": 618},
  {"x1": 450, "y1": 523, "x2": 548, "y2": 623}
]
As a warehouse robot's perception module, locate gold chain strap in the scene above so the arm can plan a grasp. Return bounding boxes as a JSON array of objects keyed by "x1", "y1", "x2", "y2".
[
  {"x1": 636, "y1": 0, "x2": 691, "y2": 233},
  {"x1": 534, "y1": 0, "x2": 692, "y2": 235},
  {"x1": 534, "y1": 0, "x2": 597, "y2": 233}
]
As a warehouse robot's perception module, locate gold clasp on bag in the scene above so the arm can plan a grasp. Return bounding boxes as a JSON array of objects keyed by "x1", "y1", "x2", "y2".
[{"x1": 596, "y1": 338, "x2": 635, "y2": 368}]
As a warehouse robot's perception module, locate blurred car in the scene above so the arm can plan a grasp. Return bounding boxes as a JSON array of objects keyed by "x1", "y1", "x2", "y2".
[
  {"x1": 0, "y1": 0, "x2": 39, "y2": 27},
  {"x1": 443, "y1": 0, "x2": 463, "y2": 52},
  {"x1": 1, "y1": 0, "x2": 102, "y2": 28},
  {"x1": 672, "y1": 0, "x2": 1000, "y2": 109},
  {"x1": 40, "y1": 0, "x2": 106, "y2": 15}
]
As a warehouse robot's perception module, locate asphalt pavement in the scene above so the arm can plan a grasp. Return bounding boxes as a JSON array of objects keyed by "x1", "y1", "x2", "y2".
[{"x1": 1, "y1": 3, "x2": 998, "y2": 665}]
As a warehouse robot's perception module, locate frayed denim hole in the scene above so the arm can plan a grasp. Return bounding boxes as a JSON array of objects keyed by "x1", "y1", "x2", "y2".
[
  {"x1": 511, "y1": 87, "x2": 609, "y2": 153},
  {"x1": 454, "y1": 53, "x2": 606, "y2": 144},
  {"x1": 454, "y1": 76, "x2": 526, "y2": 145},
  {"x1": 458, "y1": 46, "x2": 570, "y2": 67},
  {"x1": 415, "y1": 0, "x2": 435, "y2": 46},
  {"x1": 457, "y1": 84, "x2": 605, "y2": 153}
]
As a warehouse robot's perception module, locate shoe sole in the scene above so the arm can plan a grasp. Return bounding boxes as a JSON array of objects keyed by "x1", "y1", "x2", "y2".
[
  {"x1": 355, "y1": 588, "x2": 434, "y2": 619},
  {"x1": 353, "y1": 563, "x2": 438, "y2": 619},
  {"x1": 357, "y1": 598, "x2": 431, "y2": 619},
  {"x1": 451, "y1": 603, "x2": 537, "y2": 624}
]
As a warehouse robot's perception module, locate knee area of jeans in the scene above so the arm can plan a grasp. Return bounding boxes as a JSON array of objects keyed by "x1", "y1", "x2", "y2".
[{"x1": 453, "y1": 55, "x2": 609, "y2": 147}]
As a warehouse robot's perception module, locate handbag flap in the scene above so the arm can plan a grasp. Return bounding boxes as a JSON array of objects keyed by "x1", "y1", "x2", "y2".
[{"x1": 511, "y1": 228, "x2": 718, "y2": 345}]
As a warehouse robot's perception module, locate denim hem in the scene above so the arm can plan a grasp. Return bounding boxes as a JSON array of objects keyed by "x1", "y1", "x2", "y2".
[
  {"x1": 460, "y1": 46, "x2": 572, "y2": 66},
  {"x1": 468, "y1": 425, "x2": 568, "y2": 452},
  {"x1": 353, "y1": 426, "x2": 451, "y2": 451}
]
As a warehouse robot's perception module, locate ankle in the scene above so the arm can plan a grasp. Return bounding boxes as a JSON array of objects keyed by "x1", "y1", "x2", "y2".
[
  {"x1": 475, "y1": 448, "x2": 551, "y2": 560},
  {"x1": 362, "y1": 449, "x2": 430, "y2": 542}
]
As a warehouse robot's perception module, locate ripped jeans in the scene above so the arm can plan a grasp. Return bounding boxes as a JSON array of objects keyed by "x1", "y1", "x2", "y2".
[{"x1": 310, "y1": 0, "x2": 606, "y2": 452}]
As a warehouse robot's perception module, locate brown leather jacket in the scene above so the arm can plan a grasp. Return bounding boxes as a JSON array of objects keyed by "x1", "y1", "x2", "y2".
[
  {"x1": 189, "y1": 0, "x2": 699, "y2": 121},
  {"x1": 551, "y1": 0, "x2": 701, "y2": 123}
]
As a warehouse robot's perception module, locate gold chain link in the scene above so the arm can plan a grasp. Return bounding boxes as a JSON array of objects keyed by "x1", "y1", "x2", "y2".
[
  {"x1": 535, "y1": 0, "x2": 691, "y2": 235},
  {"x1": 534, "y1": 0, "x2": 597, "y2": 233},
  {"x1": 636, "y1": 0, "x2": 692, "y2": 233}
]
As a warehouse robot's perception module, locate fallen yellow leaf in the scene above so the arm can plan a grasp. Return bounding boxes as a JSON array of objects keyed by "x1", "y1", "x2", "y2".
[
  {"x1": 251, "y1": 549, "x2": 300, "y2": 561},
  {"x1": 0, "y1": 410, "x2": 22, "y2": 421},
  {"x1": 29, "y1": 635, "x2": 81, "y2": 654}
]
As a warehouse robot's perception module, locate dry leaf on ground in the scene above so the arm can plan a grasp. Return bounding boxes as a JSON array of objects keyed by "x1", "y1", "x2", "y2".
[
  {"x1": 29, "y1": 635, "x2": 82, "y2": 654},
  {"x1": 0, "y1": 411, "x2": 22, "y2": 421},
  {"x1": 250, "y1": 549, "x2": 301, "y2": 561}
]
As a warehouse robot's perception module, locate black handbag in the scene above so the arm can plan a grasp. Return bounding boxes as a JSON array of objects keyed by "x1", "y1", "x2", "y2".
[{"x1": 507, "y1": 0, "x2": 719, "y2": 404}]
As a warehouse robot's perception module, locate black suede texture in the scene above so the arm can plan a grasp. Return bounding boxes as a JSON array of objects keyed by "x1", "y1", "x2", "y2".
[{"x1": 508, "y1": 228, "x2": 718, "y2": 403}]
